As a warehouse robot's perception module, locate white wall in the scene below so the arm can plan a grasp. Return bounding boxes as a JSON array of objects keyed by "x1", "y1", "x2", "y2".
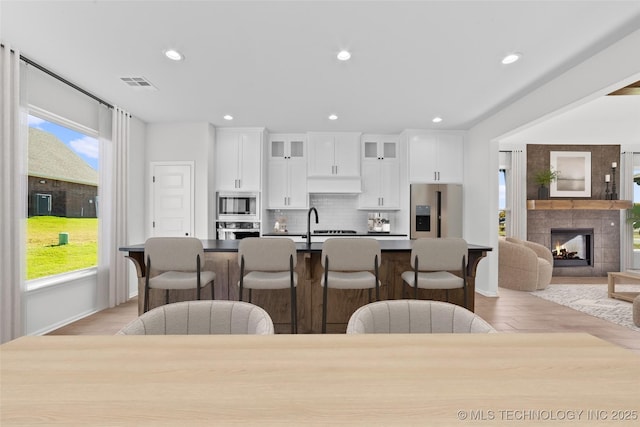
[
  {"x1": 145, "y1": 123, "x2": 214, "y2": 239},
  {"x1": 465, "y1": 27, "x2": 640, "y2": 297},
  {"x1": 25, "y1": 270, "x2": 98, "y2": 335}
]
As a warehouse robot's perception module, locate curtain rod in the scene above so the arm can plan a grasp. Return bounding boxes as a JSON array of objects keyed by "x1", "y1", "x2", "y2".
[
  {"x1": 2, "y1": 44, "x2": 114, "y2": 109},
  {"x1": 21, "y1": 55, "x2": 114, "y2": 109}
]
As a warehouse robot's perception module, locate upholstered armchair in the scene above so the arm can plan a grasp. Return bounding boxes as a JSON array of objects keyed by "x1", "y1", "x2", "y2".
[{"x1": 498, "y1": 237, "x2": 553, "y2": 291}]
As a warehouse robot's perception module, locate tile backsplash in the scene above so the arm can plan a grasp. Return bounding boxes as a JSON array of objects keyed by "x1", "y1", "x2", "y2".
[{"x1": 265, "y1": 194, "x2": 399, "y2": 233}]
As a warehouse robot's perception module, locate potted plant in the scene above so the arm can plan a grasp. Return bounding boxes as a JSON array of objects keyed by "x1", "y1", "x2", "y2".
[
  {"x1": 533, "y1": 168, "x2": 559, "y2": 200},
  {"x1": 626, "y1": 204, "x2": 640, "y2": 230}
]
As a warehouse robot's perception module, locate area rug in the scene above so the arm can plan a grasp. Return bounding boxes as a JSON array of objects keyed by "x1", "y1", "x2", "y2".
[{"x1": 531, "y1": 284, "x2": 640, "y2": 332}]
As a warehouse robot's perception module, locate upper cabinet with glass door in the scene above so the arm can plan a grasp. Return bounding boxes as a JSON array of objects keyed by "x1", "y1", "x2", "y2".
[
  {"x1": 363, "y1": 136, "x2": 397, "y2": 161},
  {"x1": 359, "y1": 134, "x2": 400, "y2": 209},
  {"x1": 267, "y1": 134, "x2": 308, "y2": 209}
]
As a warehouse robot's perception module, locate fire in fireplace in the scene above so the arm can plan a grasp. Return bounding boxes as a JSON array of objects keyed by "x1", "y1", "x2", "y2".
[{"x1": 550, "y1": 228, "x2": 594, "y2": 267}]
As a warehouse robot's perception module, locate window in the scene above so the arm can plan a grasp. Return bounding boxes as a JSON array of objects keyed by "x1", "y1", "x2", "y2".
[
  {"x1": 498, "y1": 169, "x2": 506, "y2": 236},
  {"x1": 633, "y1": 155, "x2": 640, "y2": 253},
  {"x1": 26, "y1": 113, "x2": 99, "y2": 280}
]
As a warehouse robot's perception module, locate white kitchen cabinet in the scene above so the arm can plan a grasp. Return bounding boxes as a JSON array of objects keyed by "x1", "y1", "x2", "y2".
[
  {"x1": 408, "y1": 131, "x2": 464, "y2": 183},
  {"x1": 216, "y1": 128, "x2": 263, "y2": 191},
  {"x1": 267, "y1": 134, "x2": 307, "y2": 209},
  {"x1": 363, "y1": 135, "x2": 397, "y2": 161},
  {"x1": 359, "y1": 134, "x2": 400, "y2": 209},
  {"x1": 307, "y1": 132, "x2": 361, "y2": 177}
]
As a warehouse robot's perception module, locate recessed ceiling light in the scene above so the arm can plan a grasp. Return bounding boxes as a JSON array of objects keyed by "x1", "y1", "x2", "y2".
[
  {"x1": 432, "y1": 116, "x2": 443, "y2": 123},
  {"x1": 164, "y1": 49, "x2": 184, "y2": 61},
  {"x1": 328, "y1": 114, "x2": 338, "y2": 120},
  {"x1": 337, "y1": 50, "x2": 351, "y2": 61},
  {"x1": 223, "y1": 114, "x2": 233, "y2": 121},
  {"x1": 501, "y1": 53, "x2": 521, "y2": 65}
]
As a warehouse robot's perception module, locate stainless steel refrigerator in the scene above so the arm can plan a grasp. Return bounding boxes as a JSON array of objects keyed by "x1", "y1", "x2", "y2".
[{"x1": 410, "y1": 183, "x2": 462, "y2": 239}]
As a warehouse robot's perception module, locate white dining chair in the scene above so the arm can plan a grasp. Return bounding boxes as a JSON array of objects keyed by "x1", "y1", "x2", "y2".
[
  {"x1": 346, "y1": 299, "x2": 495, "y2": 334},
  {"x1": 117, "y1": 300, "x2": 274, "y2": 335}
]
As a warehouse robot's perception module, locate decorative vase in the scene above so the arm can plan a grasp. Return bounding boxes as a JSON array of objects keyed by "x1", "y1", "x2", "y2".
[{"x1": 538, "y1": 184, "x2": 549, "y2": 200}]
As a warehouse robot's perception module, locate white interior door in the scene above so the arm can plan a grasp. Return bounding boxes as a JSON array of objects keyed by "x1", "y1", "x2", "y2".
[{"x1": 151, "y1": 162, "x2": 194, "y2": 237}]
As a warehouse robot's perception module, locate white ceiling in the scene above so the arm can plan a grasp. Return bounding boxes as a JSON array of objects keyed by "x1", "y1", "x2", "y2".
[
  {"x1": 501, "y1": 95, "x2": 640, "y2": 145},
  {"x1": 2, "y1": 0, "x2": 640, "y2": 133}
]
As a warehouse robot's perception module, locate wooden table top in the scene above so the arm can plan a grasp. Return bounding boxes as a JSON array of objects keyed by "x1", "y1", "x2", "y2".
[{"x1": 2, "y1": 333, "x2": 638, "y2": 426}]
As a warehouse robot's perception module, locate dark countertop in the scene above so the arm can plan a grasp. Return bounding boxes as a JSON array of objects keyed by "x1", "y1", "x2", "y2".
[
  {"x1": 262, "y1": 232, "x2": 408, "y2": 237},
  {"x1": 120, "y1": 240, "x2": 492, "y2": 253}
]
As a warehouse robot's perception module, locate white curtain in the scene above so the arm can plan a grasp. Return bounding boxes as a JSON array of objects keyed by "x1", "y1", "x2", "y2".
[
  {"x1": 0, "y1": 44, "x2": 26, "y2": 343},
  {"x1": 620, "y1": 151, "x2": 634, "y2": 271},
  {"x1": 507, "y1": 149, "x2": 526, "y2": 239},
  {"x1": 98, "y1": 106, "x2": 130, "y2": 308}
]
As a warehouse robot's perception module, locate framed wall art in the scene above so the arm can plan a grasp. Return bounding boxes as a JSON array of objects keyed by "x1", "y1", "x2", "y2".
[{"x1": 550, "y1": 151, "x2": 591, "y2": 197}]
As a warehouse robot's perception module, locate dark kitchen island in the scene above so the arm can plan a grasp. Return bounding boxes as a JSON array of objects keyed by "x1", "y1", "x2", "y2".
[{"x1": 120, "y1": 240, "x2": 491, "y2": 333}]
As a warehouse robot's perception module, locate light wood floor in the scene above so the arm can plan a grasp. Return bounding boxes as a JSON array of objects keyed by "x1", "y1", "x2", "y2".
[{"x1": 49, "y1": 276, "x2": 640, "y2": 354}]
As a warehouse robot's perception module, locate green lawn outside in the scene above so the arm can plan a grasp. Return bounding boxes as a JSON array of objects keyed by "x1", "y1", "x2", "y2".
[{"x1": 27, "y1": 216, "x2": 98, "y2": 280}]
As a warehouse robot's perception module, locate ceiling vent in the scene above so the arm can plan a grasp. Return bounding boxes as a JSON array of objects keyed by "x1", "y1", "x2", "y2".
[{"x1": 119, "y1": 76, "x2": 157, "y2": 90}]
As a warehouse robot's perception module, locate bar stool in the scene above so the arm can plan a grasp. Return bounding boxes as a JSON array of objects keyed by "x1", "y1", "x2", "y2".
[
  {"x1": 401, "y1": 237, "x2": 468, "y2": 306},
  {"x1": 238, "y1": 237, "x2": 298, "y2": 333},
  {"x1": 144, "y1": 237, "x2": 215, "y2": 313},
  {"x1": 321, "y1": 238, "x2": 381, "y2": 333}
]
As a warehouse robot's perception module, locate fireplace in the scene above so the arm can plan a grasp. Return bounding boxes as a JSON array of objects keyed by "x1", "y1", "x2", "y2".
[{"x1": 550, "y1": 228, "x2": 594, "y2": 267}]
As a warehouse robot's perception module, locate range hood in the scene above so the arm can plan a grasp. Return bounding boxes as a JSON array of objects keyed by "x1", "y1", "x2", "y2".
[{"x1": 307, "y1": 176, "x2": 362, "y2": 194}]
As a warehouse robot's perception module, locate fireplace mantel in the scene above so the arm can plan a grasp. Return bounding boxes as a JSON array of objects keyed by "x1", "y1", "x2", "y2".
[{"x1": 527, "y1": 200, "x2": 632, "y2": 210}]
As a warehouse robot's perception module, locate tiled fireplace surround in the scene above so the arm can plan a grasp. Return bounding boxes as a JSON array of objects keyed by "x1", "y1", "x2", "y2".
[
  {"x1": 527, "y1": 210, "x2": 620, "y2": 277},
  {"x1": 526, "y1": 144, "x2": 622, "y2": 277}
]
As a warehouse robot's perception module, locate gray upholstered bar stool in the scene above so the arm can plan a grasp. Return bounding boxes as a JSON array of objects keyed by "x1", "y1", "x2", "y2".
[
  {"x1": 321, "y1": 238, "x2": 381, "y2": 333},
  {"x1": 401, "y1": 237, "x2": 468, "y2": 306},
  {"x1": 144, "y1": 237, "x2": 215, "y2": 313},
  {"x1": 346, "y1": 300, "x2": 495, "y2": 334},
  {"x1": 238, "y1": 237, "x2": 298, "y2": 333}
]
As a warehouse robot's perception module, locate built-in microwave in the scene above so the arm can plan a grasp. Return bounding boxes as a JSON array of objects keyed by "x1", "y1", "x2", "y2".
[{"x1": 217, "y1": 192, "x2": 259, "y2": 221}]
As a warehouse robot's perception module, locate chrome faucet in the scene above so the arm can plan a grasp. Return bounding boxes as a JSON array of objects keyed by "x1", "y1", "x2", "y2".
[{"x1": 306, "y1": 207, "x2": 319, "y2": 246}]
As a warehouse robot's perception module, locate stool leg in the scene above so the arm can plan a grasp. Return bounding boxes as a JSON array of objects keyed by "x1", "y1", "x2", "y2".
[
  {"x1": 322, "y1": 257, "x2": 329, "y2": 334},
  {"x1": 291, "y1": 286, "x2": 297, "y2": 334},
  {"x1": 322, "y1": 284, "x2": 328, "y2": 334},
  {"x1": 144, "y1": 256, "x2": 151, "y2": 313}
]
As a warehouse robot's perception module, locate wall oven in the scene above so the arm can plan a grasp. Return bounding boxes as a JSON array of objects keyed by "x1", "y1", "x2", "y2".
[
  {"x1": 216, "y1": 222, "x2": 261, "y2": 240},
  {"x1": 217, "y1": 192, "x2": 259, "y2": 222}
]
